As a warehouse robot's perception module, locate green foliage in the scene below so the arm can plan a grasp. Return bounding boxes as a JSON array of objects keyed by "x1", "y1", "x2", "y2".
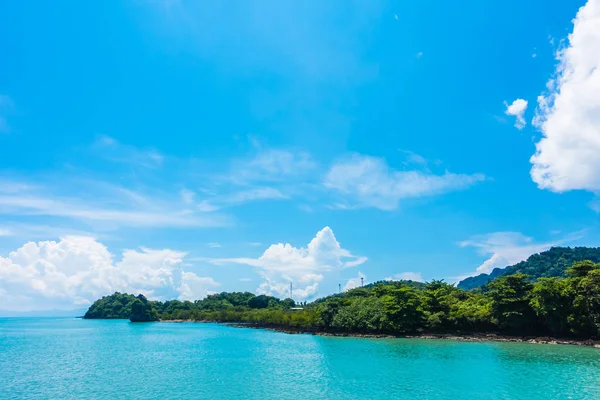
[
  {"x1": 85, "y1": 259, "x2": 600, "y2": 339},
  {"x1": 130, "y1": 295, "x2": 159, "y2": 322},
  {"x1": 458, "y1": 246, "x2": 600, "y2": 290},
  {"x1": 248, "y1": 294, "x2": 279, "y2": 309},
  {"x1": 84, "y1": 292, "x2": 137, "y2": 319},
  {"x1": 331, "y1": 297, "x2": 388, "y2": 333},
  {"x1": 487, "y1": 274, "x2": 538, "y2": 333}
]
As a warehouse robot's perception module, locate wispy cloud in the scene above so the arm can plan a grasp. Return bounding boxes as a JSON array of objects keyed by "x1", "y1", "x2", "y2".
[
  {"x1": 324, "y1": 153, "x2": 486, "y2": 210},
  {"x1": 228, "y1": 148, "x2": 317, "y2": 185},
  {"x1": 0, "y1": 178, "x2": 230, "y2": 229},
  {"x1": 93, "y1": 135, "x2": 164, "y2": 169},
  {"x1": 197, "y1": 187, "x2": 289, "y2": 211}
]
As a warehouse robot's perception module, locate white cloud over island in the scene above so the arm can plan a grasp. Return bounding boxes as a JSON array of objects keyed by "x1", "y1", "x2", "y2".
[
  {"x1": 0, "y1": 236, "x2": 218, "y2": 312},
  {"x1": 208, "y1": 226, "x2": 367, "y2": 299}
]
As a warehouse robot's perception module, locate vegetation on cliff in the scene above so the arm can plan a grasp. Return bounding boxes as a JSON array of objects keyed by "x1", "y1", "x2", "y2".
[
  {"x1": 457, "y1": 247, "x2": 600, "y2": 290},
  {"x1": 85, "y1": 260, "x2": 600, "y2": 339}
]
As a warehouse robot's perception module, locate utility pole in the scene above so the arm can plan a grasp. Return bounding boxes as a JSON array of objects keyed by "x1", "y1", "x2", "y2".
[{"x1": 361, "y1": 277, "x2": 364, "y2": 287}]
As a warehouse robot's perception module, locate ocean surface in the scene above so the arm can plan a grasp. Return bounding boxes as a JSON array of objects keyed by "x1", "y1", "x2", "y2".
[{"x1": 1, "y1": 318, "x2": 599, "y2": 400}]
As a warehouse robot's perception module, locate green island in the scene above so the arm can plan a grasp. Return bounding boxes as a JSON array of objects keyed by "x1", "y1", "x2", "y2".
[{"x1": 84, "y1": 247, "x2": 600, "y2": 344}]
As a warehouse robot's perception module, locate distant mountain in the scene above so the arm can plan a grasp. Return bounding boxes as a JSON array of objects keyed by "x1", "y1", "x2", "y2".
[{"x1": 457, "y1": 246, "x2": 600, "y2": 290}]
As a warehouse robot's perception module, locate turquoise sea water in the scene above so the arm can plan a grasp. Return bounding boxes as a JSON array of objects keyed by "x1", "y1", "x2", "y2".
[{"x1": 1, "y1": 318, "x2": 599, "y2": 400}]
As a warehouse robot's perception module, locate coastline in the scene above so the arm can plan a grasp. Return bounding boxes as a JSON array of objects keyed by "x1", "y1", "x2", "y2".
[{"x1": 160, "y1": 320, "x2": 600, "y2": 348}]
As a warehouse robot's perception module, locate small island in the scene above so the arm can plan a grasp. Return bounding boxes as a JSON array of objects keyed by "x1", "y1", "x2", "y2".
[{"x1": 84, "y1": 250, "x2": 600, "y2": 346}]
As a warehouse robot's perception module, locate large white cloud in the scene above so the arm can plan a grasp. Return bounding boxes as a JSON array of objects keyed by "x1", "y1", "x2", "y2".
[
  {"x1": 0, "y1": 236, "x2": 218, "y2": 311},
  {"x1": 209, "y1": 227, "x2": 367, "y2": 299},
  {"x1": 324, "y1": 154, "x2": 485, "y2": 210},
  {"x1": 531, "y1": 0, "x2": 600, "y2": 192}
]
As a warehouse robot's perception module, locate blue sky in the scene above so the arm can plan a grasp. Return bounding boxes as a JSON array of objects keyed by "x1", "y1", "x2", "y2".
[{"x1": 1, "y1": 0, "x2": 600, "y2": 311}]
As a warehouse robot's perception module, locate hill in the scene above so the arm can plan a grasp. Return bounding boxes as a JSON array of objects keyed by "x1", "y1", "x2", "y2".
[{"x1": 458, "y1": 246, "x2": 600, "y2": 290}]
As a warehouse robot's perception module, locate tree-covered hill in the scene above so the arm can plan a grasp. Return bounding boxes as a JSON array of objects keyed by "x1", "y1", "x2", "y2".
[
  {"x1": 458, "y1": 247, "x2": 600, "y2": 290},
  {"x1": 84, "y1": 292, "x2": 138, "y2": 319},
  {"x1": 84, "y1": 264, "x2": 600, "y2": 339}
]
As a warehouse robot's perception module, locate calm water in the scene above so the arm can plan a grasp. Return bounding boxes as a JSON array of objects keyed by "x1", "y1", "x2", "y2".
[{"x1": 1, "y1": 318, "x2": 599, "y2": 400}]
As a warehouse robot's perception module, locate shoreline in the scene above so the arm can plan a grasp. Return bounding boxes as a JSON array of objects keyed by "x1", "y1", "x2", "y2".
[{"x1": 160, "y1": 320, "x2": 600, "y2": 348}]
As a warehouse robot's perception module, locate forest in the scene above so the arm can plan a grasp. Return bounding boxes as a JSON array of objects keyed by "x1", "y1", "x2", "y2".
[
  {"x1": 84, "y1": 259, "x2": 600, "y2": 339},
  {"x1": 457, "y1": 246, "x2": 600, "y2": 290}
]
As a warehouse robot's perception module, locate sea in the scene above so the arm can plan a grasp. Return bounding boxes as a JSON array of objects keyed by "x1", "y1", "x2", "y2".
[{"x1": 1, "y1": 318, "x2": 599, "y2": 399}]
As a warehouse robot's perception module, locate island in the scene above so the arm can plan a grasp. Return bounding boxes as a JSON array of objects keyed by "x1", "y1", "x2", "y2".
[{"x1": 84, "y1": 249, "x2": 600, "y2": 344}]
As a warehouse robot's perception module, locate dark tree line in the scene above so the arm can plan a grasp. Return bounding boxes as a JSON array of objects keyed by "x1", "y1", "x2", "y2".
[
  {"x1": 84, "y1": 261, "x2": 600, "y2": 339},
  {"x1": 458, "y1": 246, "x2": 600, "y2": 290}
]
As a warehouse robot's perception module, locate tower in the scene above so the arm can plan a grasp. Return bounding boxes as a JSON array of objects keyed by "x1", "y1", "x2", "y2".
[{"x1": 361, "y1": 277, "x2": 364, "y2": 287}]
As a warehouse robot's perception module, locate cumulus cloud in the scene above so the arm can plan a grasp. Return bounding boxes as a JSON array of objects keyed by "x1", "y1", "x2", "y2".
[
  {"x1": 385, "y1": 272, "x2": 424, "y2": 282},
  {"x1": 344, "y1": 271, "x2": 366, "y2": 291},
  {"x1": 504, "y1": 99, "x2": 528, "y2": 129},
  {"x1": 324, "y1": 154, "x2": 485, "y2": 210},
  {"x1": 0, "y1": 236, "x2": 218, "y2": 311},
  {"x1": 209, "y1": 227, "x2": 367, "y2": 299},
  {"x1": 531, "y1": 0, "x2": 600, "y2": 192}
]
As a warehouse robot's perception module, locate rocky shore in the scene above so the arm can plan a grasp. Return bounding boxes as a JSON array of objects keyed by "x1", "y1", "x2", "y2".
[{"x1": 160, "y1": 320, "x2": 600, "y2": 348}]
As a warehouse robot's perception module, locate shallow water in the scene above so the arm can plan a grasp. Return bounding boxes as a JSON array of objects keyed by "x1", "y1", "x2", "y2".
[{"x1": 1, "y1": 318, "x2": 599, "y2": 399}]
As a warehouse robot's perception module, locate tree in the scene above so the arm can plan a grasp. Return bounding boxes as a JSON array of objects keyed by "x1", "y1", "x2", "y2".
[
  {"x1": 331, "y1": 297, "x2": 387, "y2": 333},
  {"x1": 373, "y1": 284, "x2": 423, "y2": 332},
  {"x1": 530, "y1": 277, "x2": 574, "y2": 336},
  {"x1": 130, "y1": 294, "x2": 159, "y2": 322},
  {"x1": 421, "y1": 280, "x2": 457, "y2": 331},
  {"x1": 487, "y1": 274, "x2": 538, "y2": 333},
  {"x1": 566, "y1": 260, "x2": 600, "y2": 278},
  {"x1": 248, "y1": 294, "x2": 278, "y2": 309}
]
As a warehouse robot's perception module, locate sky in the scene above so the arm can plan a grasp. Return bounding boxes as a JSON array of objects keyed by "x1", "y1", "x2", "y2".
[{"x1": 1, "y1": 0, "x2": 600, "y2": 312}]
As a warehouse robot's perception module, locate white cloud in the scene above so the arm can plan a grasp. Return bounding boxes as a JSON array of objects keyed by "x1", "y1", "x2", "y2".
[
  {"x1": 385, "y1": 272, "x2": 424, "y2": 282},
  {"x1": 531, "y1": 0, "x2": 600, "y2": 192},
  {"x1": 206, "y1": 242, "x2": 222, "y2": 248},
  {"x1": 209, "y1": 227, "x2": 367, "y2": 299},
  {"x1": 504, "y1": 98, "x2": 528, "y2": 129},
  {"x1": 324, "y1": 154, "x2": 485, "y2": 210},
  {"x1": 0, "y1": 236, "x2": 219, "y2": 311},
  {"x1": 344, "y1": 271, "x2": 366, "y2": 291}
]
